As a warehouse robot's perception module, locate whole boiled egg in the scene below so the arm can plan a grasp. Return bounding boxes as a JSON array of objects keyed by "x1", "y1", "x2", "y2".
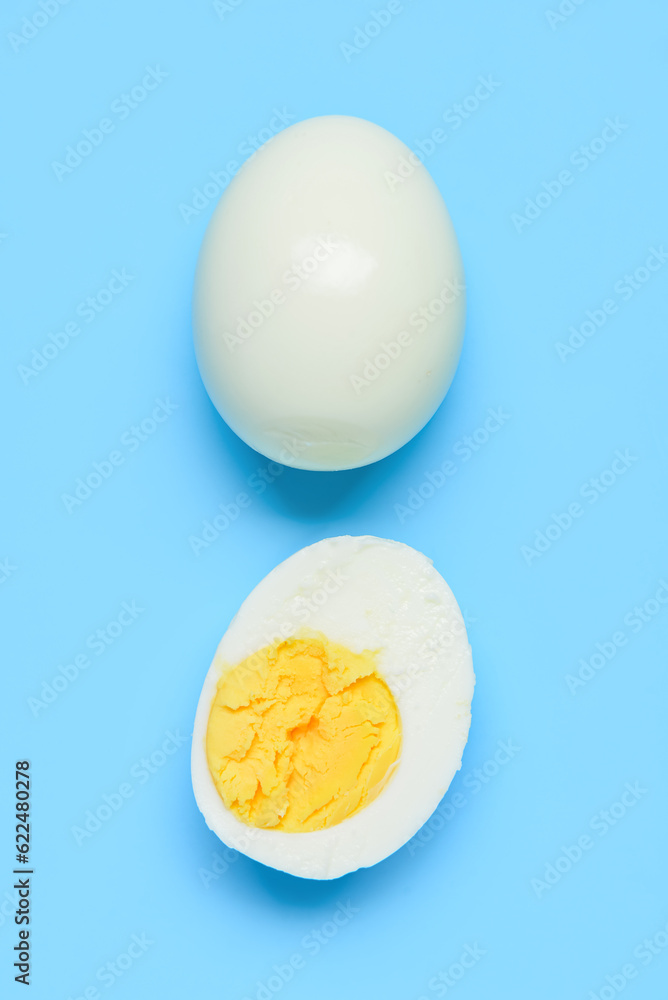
[
  {"x1": 191, "y1": 535, "x2": 474, "y2": 879},
  {"x1": 193, "y1": 115, "x2": 466, "y2": 471}
]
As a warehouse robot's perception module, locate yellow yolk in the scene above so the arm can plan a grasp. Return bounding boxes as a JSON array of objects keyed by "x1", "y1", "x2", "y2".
[{"x1": 205, "y1": 633, "x2": 402, "y2": 832}]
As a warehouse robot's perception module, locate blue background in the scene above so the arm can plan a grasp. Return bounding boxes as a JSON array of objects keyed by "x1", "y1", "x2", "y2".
[{"x1": 2, "y1": 1, "x2": 668, "y2": 998}]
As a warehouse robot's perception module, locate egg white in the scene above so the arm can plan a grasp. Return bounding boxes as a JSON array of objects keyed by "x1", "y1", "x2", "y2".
[{"x1": 191, "y1": 535, "x2": 474, "y2": 879}]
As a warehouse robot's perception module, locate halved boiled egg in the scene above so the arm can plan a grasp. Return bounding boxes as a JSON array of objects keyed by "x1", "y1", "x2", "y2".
[{"x1": 191, "y1": 535, "x2": 474, "y2": 879}]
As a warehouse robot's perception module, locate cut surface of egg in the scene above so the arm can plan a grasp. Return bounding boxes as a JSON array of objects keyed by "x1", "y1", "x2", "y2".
[
  {"x1": 191, "y1": 535, "x2": 474, "y2": 879},
  {"x1": 193, "y1": 115, "x2": 466, "y2": 472}
]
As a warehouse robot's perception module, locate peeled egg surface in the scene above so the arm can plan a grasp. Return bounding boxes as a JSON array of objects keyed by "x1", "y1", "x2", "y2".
[
  {"x1": 193, "y1": 115, "x2": 466, "y2": 471},
  {"x1": 191, "y1": 535, "x2": 474, "y2": 880}
]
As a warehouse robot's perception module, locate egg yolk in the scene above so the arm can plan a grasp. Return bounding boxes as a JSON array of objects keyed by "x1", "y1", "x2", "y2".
[{"x1": 205, "y1": 633, "x2": 401, "y2": 832}]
